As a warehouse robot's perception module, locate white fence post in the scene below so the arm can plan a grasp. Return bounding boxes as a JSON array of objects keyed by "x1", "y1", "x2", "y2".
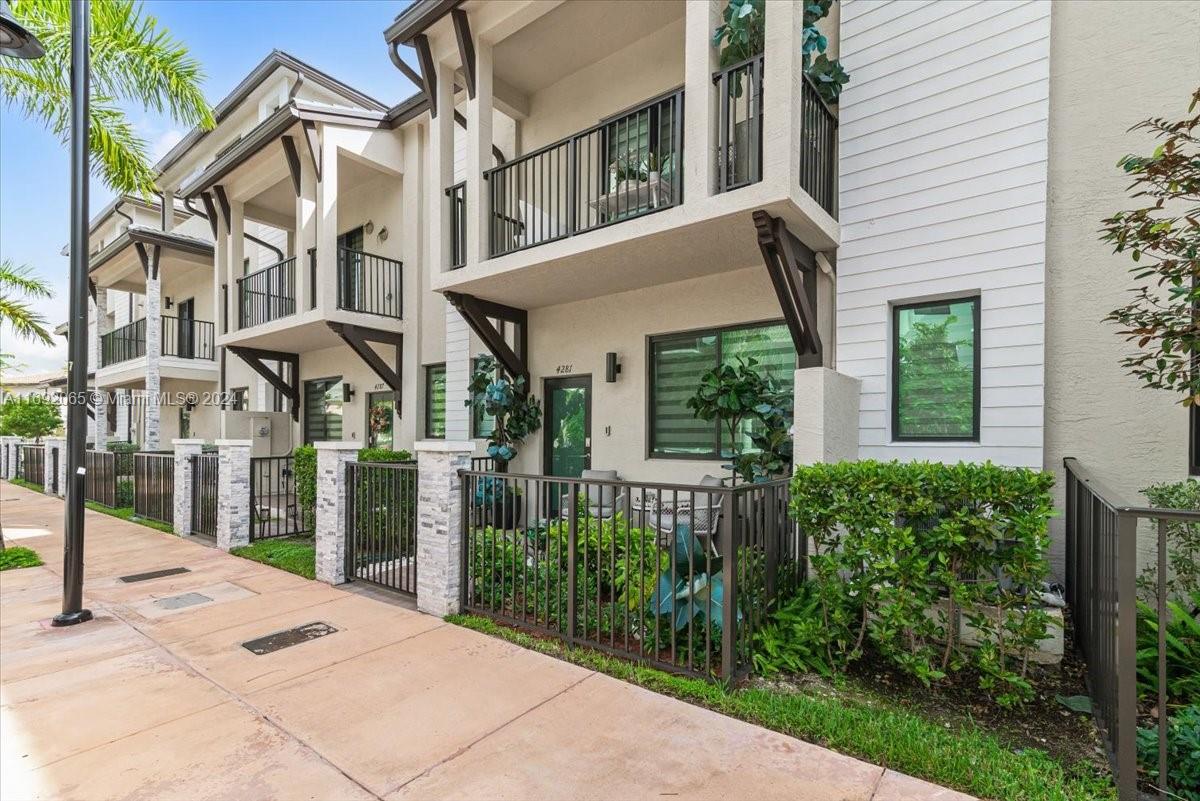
[
  {"x1": 1, "y1": 436, "x2": 19, "y2": 479},
  {"x1": 43, "y1": 437, "x2": 65, "y2": 496},
  {"x1": 315, "y1": 442, "x2": 360, "y2": 585},
  {"x1": 415, "y1": 440, "x2": 473, "y2": 617},
  {"x1": 173, "y1": 439, "x2": 205, "y2": 536},
  {"x1": 216, "y1": 439, "x2": 251, "y2": 551}
]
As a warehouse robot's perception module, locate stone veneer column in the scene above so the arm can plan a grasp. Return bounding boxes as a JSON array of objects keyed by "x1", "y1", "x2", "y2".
[
  {"x1": 216, "y1": 439, "x2": 251, "y2": 551},
  {"x1": 91, "y1": 291, "x2": 108, "y2": 448},
  {"x1": 415, "y1": 440, "x2": 473, "y2": 617},
  {"x1": 314, "y1": 442, "x2": 360, "y2": 585},
  {"x1": 791, "y1": 367, "x2": 861, "y2": 465},
  {"x1": 144, "y1": 276, "x2": 162, "y2": 450},
  {"x1": 1, "y1": 436, "x2": 19, "y2": 479},
  {"x1": 172, "y1": 439, "x2": 205, "y2": 536},
  {"x1": 43, "y1": 437, "x2": 65, "y2": 497}
]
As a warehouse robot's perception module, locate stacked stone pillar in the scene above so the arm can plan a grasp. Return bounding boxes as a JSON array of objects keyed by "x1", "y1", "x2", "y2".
[
  {"x1": 314, "y1": 442, "x2": 360, "y2": 585},
  {"x1": 216, "y1": 439, "x2": 251, "y2": 551},
  {"x1": 0, "y1": 436, "x2": 19, "y2": 479},
  {"x1": 91, "y1": 291, "x2": 108, "y2": 449},
  {"x1": 43, "y1": 437, "x2": 67, "y2": 497},
  {"x1": 172, "y1": 439, "x2": 206, "y2": 536},
  {"x1": 415, "y1": 440, "x2": 473, "y2": 616}
]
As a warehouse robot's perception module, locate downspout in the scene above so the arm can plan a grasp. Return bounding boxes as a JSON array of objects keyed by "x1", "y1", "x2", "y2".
[
  {"x1": 113, "y1": 201, "x2": 133, "y2": 227},
  {"x1": 183, "y1": 197, "x2": 285, "y2": 263}
]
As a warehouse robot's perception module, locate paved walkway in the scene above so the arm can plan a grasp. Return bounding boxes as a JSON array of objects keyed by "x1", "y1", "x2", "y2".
[{"x1": 0, "y1": 483, "x2": 972, "y2": 801}]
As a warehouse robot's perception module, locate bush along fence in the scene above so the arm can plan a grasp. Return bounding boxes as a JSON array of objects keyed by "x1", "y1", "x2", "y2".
[{"x1": 1064, "y1": 458, "x2": 1199, "y2": 801}]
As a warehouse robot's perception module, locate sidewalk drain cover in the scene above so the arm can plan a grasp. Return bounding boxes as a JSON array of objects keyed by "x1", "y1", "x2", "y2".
[
  {"x1": 152, "y1": 592, "x2": 213, "y2": 610},
  {"x1": 242, "y1": 622, "x2": 338, "y2": 655},
  {"x1": 119, "y1": 567, "x2": 191, "y2": 583}
]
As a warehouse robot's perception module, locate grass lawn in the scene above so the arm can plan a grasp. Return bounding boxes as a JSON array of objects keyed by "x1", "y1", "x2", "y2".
[
  {"x1": 0, "y1": 546, "x2": 44, "y2": 571},
  {"x1": 10, "y1": 478, "x2": 45, "y2": 493},
  {"x1": 447, "y1": 614, "x2": 1116, "y2": 801},
  {"x1": 85, "y1": 502, "x2": 176, "y2": 534},
  {"x1": 230, "y1": 537, "x2": 315, "y2": 580}
]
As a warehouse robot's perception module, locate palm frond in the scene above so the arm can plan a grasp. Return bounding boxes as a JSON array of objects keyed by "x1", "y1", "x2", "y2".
[
  {"x1": 0, "y1": 260, "x2": 54, "y2": 299},
  {"x1": 0, "y1": 298, "x2": 55, "y2": 348}
]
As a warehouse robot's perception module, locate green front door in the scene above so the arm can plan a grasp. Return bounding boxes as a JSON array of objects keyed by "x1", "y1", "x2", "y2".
[{"x1": 543, "y1": 376, "x2": 591, "y2": 478}]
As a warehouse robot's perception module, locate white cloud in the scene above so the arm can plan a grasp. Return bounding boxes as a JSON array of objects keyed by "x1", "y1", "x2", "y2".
[{"x1": 150, "y1": 129, "x2": 185, "y2": 163}]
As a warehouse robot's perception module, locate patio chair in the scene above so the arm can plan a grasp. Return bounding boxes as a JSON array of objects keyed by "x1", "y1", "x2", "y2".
[
  {"x1": 641, "y1": 475, "x2": 726, "y2": 552},
  {"x1": 559, "y1": 469, "x2": 627, "y2": 520}
]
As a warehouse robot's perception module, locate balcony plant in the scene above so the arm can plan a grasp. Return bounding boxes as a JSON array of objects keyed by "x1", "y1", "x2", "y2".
[{"x1": 465, "y1": 354, "x2": 542, "y2": 469}]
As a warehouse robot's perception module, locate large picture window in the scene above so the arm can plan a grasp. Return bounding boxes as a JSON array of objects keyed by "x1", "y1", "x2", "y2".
[
  {"x1": 649, "y1": 321, "x2": 795, "y2": 458},
  {"x1": 892, "y1": 296, "x2": 980, "y2": 441},
  {"x1": 303, "y1": 377, "x2": 343, "y2": 444},
  {"x1": 425, "y1": 364, "x2": 446, "y2": 439}
]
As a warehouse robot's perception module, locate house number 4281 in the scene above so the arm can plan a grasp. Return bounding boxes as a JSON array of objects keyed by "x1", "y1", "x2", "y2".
[{"x1": 555, "y1": 364, "x2": 573, "y2": 374}]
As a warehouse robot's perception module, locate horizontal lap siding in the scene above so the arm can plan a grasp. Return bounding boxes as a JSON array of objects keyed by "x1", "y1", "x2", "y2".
[{"x1": 836, "y1": 0, "x2": 1050, "y2": 467}]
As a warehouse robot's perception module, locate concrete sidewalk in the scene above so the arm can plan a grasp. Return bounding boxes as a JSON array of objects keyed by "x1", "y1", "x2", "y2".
[{"x1": 0, "y1": 483, "x2": 971, "y2": 801}]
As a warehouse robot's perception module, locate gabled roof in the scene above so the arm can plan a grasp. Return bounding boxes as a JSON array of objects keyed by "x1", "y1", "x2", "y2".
[
  {"x1": 155, "y1": 50, "x2": 390, "y2": 177},
  {"x1": 383, "y1": 0, "x2": 461, "y2": 45},
  {"x1": 89, "y1": 226, "x2": 213, "y2": 273}
]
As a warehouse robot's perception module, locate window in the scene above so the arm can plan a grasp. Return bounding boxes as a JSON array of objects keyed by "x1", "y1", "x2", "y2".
[
  {"x1": 649, "y1": 321, "x2": 796, "y2": 458},
  {"x1": 425, "y1": 364, "x2": 446, "y2": 439},
  {"x1": 471, "y1": 356, "x2": 496, "y2": 439},
  {"x1": 229, "y1": 387, "x2": 248, "y2": 412},
  {"x1": 303, "y1": 377, "x2": 343, "y2": 444},
  {"x1": 891, "y1": 296, "x2": 980, "y2": 441}
]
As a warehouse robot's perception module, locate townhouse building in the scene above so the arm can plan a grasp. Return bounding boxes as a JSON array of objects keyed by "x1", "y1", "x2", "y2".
[{"x1": 76, "y1": 0, "x2": 1197, "y2": 578}]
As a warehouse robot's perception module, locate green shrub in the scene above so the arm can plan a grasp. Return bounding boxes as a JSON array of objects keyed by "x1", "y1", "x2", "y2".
[
  {"x1": 0, "y1": 546, "x2": 43, "y2": 571},
  {"x1": 293, "y1": 445, "x2": 316, "y2": 530},
  {"x1": 357, "y1": 447, "x2": 412, "y2": 463},
  {"x1": 752, "y1": 584, "x2": 834, "y2": 677},
  {"x1": 106, "y1": 441, "x2": 137, "y2": 478},
  {"x1": 786, "y1": 460, "x2": 1055, "y2": 706},
  {"x1": 1137, "y1": 704, "x2": 1200, "y2": 801},
  {"x1": 1137, "y1": 591, "x2": 1200, "y2": 706},
  {"x1": 1139, "y1": 479, "x2": 1200, "y2": 605},
  {"x1": 115, "y1": 478, "x2": 134, "y2": 508}
]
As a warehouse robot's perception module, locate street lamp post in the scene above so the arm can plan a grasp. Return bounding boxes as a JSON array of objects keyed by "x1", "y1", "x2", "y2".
[{"x1": 2, "y1": 0, "x2": 92, "y2": 625}]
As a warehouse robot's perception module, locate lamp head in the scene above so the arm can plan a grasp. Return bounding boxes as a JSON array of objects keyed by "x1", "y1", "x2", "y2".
[{"x1": 0, "y1": 0, "x2": 45, "y2": 60}]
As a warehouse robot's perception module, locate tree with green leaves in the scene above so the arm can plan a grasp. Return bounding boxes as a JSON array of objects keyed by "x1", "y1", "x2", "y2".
[
  {"x1": 687, "y1": 356, "x2": 792, "y2": 482},
  {"x1": 0, "y1": 395, "x2": 62, "y2": 440},
  {"x1": 1, "y1": 0, "x2": 214, "y2": 197},
  {"x1": 1102, "y1": 88, "x2": 1200, "y2": 408},
  {"x1": 0, "y1": 259, "x2": 54, "y2": 352}
]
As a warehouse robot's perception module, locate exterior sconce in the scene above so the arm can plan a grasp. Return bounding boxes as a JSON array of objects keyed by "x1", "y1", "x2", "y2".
[
  {"x1": 605, "y1": 352, "x2": 622, "y2": 383},
  {"x1": 364, "y1": 220, "x2": 375, "y2": 235},
  {"x1": 342, "y1": 383, "x2": 355, "y2": 403},
  {"x1": 164, "y1": 296, "x2": 173, "y2": 309},
  {"x1": 377, "y1": 226, "x2": 389, "y2": 243}
]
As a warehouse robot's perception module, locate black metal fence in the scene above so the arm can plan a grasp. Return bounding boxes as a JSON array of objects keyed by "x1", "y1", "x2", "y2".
[
  {"x1": 85, "y1": 449, "x2": 116, "y2": 507},
  {"x1": 485, "y1": 91, "x2": 684, "y2": 258},
  {"x1": 447, "y1": 181, "x2": 466, "y2": 269},
  {"x1": 460, "y1": 471, "x2": 802, "y2": 678},
  {"x1": 714, "y1": 55, "x2": 763, "y2": 193},
  {"x1": 190, "y1": 453, "x2": 218, "y2": 537},
  {"x1": 161, "y1": 315, "x2": 215, "y2": 360},
  {"x1": 337, "y1": 247, "x2": 403, "y2": 318},
  {"x1": 133, "y1": 452, "x2": 174, "y2": 525},
  {"x1": 1064, "y1": 458, "x2": 1198, "y2": 801},
  {"x1": 345, "y1": 461, "x2": 419, "y2": 595},
  {"x1": 238, "y1": 256, "x2": 296, "y2": 329},
  {"x1": 19, "y1": 444, "x2": 44, "y2": 487},
  {"x1": 799, "y1": 76, "x2": 838, "y2": 219},
  {"x1": 100, "y1": 317, "x2": 146, "y2": 367},
  {"x1": 250, "y1": 455, "x2": 306, "y2": 541}
]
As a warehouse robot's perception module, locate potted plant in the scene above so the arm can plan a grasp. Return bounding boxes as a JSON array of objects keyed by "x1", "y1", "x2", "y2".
[
  {"x1": 474, "y1": 475, "x2": 522, "y2": 529},
  {"x1": 464, "y1": 354, "x2": 542, "y2": 471}
]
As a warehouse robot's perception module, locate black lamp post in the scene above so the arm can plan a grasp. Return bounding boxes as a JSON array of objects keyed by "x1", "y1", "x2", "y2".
[{"x1": 2, "y1": 0, "x2": 95, "y2": 626}]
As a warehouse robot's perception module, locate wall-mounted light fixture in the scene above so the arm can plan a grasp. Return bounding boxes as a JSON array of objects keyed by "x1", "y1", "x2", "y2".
[
  {"x1": 364, "y1": 220, "x2": 375, "y2": 235},
  {"x1": 163, "y1": 296, "x2": 173, "y2": 310},
  {"x1": 377, "y1": 226, "x2": 389, "y2": 243},
  {"x1": 342, "y1": 383, "x2": 355, "y2": 403},
  {"x1": 605, "y1": 352, "x2": 622, "y2": 383}
]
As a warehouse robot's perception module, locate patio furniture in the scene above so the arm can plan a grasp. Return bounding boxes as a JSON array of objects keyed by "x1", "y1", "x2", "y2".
[
  {"x1": 559, "y1": 469, "x2": 628, "y2": 520},
  {"x1": 633, "y1": 475, "x2": 725, "y2": 551}
]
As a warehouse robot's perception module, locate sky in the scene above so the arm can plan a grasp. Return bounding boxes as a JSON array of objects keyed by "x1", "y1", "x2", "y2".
[{"x1": 0, "y1": 0, "x2": 420, "y2": 377}]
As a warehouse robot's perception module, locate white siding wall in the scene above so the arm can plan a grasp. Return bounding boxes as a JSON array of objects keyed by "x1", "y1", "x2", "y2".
[{"x1": 836, "y1": 0, "x2": 1050, "y2": 468}]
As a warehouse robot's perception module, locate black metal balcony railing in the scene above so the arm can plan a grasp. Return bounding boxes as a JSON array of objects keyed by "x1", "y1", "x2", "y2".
[
  {"x1": 238, "y1": 256, "x2": 296, "y2": 329},
  {"x1": 485, "y1": 90, "x2": 684, "y2": 258},
  {"x1": 715, "y1": 55, "x2": 763, "y2": 192},
  {"x1": 161, "y1": 315, "x2": 215, "y2": 360},
  {"x1": 446, "y1": 181, "x2": 466, "y2": 269},
  {"x1": 100, "y1": 318, "x2": 146, "y2": 367},
  {"x1": 337, "y1": 247, "x2": 403, "y2": 318},
  {"x1": 799, "y1": 76, "x2": 838, "y2": 219}
]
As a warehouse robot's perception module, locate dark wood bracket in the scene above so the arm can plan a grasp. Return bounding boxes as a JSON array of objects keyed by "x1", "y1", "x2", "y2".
[
  {"x1": 134, "y1": 241, "x2": 161, "y2": 280},
  {"x1": 328, "y1": 323, "x2": 404, "y2": 405},
  {"x1": 413, "y1": 33, "x2": 438, "y2": 118},
  {"x1": 228, "y1": 346, "x2": 301, "y2": 421},
  {"x1": 212, "y1": 185, "x2": 232, "y2": 230},
  {"x1": 199, "y1": 192, "x2": 219, "y2": 238},
  {"x1": 451, "y1": 8, "x2": 475, "y2": 100},
  {"x1": 301, "y1": 120, "x2": 321, "y2": 182},
  {"x1": 444, "y1": 292, "x2": 529, "y2": 387},
  {"x1": 88, "y1": 279, "x2": 97, "y2": 304},
  {"x1": 281, "y1": 135, "x2": 302, "y2": 197},
  {"x1": 752, "y1": 210, "x2": 823, "y2": 368}
]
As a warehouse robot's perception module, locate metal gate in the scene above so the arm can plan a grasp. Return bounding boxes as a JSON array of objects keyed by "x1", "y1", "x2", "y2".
[
  {"x1": 85, "y1": 450, "x2": 116, "y2": 507},
  {"x1": 19, "y1": 445, "x2": 44, "y2": 487},
  {"x1": 345, "y1": 461, "x2": 418, "y2": 595},
  {"x1": 190, "y1": 453, "x2": 218, "y2": 537},
  {"x1": 133, "y1": 452, "x2": 174, "y2": 525},
  {"x1": 249, "y1": 456, "x2": 306, "y2": 540}
]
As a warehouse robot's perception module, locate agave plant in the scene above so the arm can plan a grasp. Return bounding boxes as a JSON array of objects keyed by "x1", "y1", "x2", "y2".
[{"x1": 648, "y1": 531, "x2": 737, "y2": 633}]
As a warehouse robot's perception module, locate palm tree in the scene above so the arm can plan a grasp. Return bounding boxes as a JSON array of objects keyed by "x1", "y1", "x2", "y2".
[
  {"x1": 0, "y1": 259, "x2": 54, "y2": 348},
  {"x1": 0, "y1": 0, "x2": 214, "y2": 197}
]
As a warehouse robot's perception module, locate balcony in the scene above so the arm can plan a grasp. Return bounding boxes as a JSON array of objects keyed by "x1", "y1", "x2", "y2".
[
  {"x1": 337, "y1": 247, "x2": 403, "y2": 319},
  {"x1": 484, "y1": 90, "x2": 684, "y2": 259},
  {"x1": 100, "y1": 316, "x2": 215, "y2": 368},
  {"x1": 238, "y1": 256, "x2": 297, "y2": 329}
]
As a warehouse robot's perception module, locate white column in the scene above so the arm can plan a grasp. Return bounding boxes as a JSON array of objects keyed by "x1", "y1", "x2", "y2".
[
  {"x1": 145, "y1": 274, "x2": 162, "y2": 451},
  {"x1": 43, "y1": 437, "x2": 65, "y2": 497},
  {"x1": 415, "y1": 440, "x2": 473, "y2": 616},
  {"x1": 466, "y1": 39, "x2": 494, "y2": 267},
  {"x1": 172, "y1": 439, "x2": 205, "y2": 536},
  {"x1": 445, "y1": 307, "x2": 471, "y2": 440},
  {"x1": 791, "y1": 367, "x2": 860, "y2": 465},
  {"x1": 216, "y1": 439, "x2": 251, "y2": 551},
  {"x1": 762, "y1": 0, "x2": 805, "y2": 191},
  {"x1": 1, "y1": 437, "x2": 19, "y2": 479},
  {"x1": 295, "y1": 155, "x2": 316, "y2": 308},
  {"x1": 429, "y1": 60, "x2": 455, "y2": 272},
  {"x1": 91, "y1": 291, "x2": 109, "y2": 448},
  {"x1": 684, "y1": 0, "x2": 720, "y2": 198},
  {"x1": 314, "y1": 442, "x2": 359, "y2": 585},
  {"x1": 315, "y1": 127, "x2": 338, "y2": 311},
  {"x1": 229, "y1": 200, "x2": 245, "y2": 314},
  {"x1": 160, "y1": 190, "x2": 176, "y2": 232}
]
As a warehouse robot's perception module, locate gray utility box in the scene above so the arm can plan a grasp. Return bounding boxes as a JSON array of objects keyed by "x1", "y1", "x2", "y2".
[{"x1": 223, "y1": 410, "x2": 293, "y2": 457}]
